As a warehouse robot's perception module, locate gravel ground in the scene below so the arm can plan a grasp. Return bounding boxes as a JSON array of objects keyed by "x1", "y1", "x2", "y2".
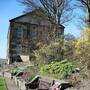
[{"x1": 66, "y1": 79, "x2": 90, "y2": 90}]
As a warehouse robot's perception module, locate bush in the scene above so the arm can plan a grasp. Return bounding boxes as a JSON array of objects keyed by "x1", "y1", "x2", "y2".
[
  {"x1": 27, "y1": 74, "x2": 35, "y2": 81},
  {"x1": 10, "y1": 66, "x2": 19, "y2": 74},
  {"x1": 40, "y1": 60, "x2": 76, "y2": 79}
]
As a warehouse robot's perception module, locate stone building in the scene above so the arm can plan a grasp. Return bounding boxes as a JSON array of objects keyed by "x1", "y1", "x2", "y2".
[{"x1": 7, "y1": 9, "x2": 64, "y2": 64}]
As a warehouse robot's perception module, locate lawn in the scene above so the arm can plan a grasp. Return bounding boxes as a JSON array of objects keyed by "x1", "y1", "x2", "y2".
[{"x1": 0, "y1": 77, "x2": 7, "y2": 90}]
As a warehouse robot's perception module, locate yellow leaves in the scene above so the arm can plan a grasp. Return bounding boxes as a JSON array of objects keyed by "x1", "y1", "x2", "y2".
[
  {"x1": 73, "y1": 27, "x2": 90, "y2": 72},
  {"x1": 74, "y1": 39, "x2": 83, "y2": 48},
  {"x1": 81, "y1": 27, "x2": 90, "y2": 41},
  {"x1": 83, "y1": 28, "x2": 90, "y2": 34},
  {"x1": 75, "y1": 27, "x2": 90, "y2": 48},
  {"x1": 74, "y1": 38, "x2": 89, "y2": 55},
  {"x1": 75, "y1": 39, "x2": 90, "y2": 48}
]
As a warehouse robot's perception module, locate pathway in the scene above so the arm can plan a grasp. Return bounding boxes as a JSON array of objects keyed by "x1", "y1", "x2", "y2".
[{"x1": 4, "y1": 72, "x2": 18, "y2": 90}]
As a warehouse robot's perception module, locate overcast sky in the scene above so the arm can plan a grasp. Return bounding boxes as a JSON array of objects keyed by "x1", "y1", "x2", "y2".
[{"x1": 0, "y1": 0, "x2": 85, "y2": 59}]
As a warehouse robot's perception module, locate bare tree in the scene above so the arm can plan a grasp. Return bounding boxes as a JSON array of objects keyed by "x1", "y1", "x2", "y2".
[
  {"x1": 19, "y1": 0, "x2": 74, "y2": 25},
  {"x1": 77, "y1": 0, "x2": 90, "y2": 26},
  {"x1": 19, "y1": 0, "x2": 75, "y2": 63}
]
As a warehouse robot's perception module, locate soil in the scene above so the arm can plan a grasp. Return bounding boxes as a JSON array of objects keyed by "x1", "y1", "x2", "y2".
[{"x1": 66, "y1": 79, "x2": 90, "y2": 90}]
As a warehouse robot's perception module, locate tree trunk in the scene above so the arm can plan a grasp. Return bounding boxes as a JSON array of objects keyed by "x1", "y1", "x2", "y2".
[{"x1": 87, "y1": 10, "x2": 90, "y2": 27}]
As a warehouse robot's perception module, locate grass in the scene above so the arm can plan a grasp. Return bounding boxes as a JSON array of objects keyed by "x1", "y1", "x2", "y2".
[{"x1": 0, "y1": 77, "x2": 7, "y2": 90}]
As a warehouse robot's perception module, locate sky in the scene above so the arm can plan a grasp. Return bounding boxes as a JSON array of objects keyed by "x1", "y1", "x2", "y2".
[
  {"x1": 0, "y1": 0, "x2": 85, "y2": 59},
  {"x1": 0, "y1": 0, "x2": 24, "y2": 59}
]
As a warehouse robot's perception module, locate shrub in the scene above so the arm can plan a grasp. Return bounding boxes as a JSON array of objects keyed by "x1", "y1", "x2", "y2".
[
  {"x1": 27, "y1": 74, "x2": 35, "y2": 81},
  {"x1": 10, "y1": 66, "x2": 19, "y2": 74},
  {"x1": 40, "y1": 60, "x2": 76, "y2": 79}
]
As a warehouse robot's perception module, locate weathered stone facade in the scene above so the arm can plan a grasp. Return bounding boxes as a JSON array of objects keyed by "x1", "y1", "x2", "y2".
[{"x1": 7, "y1": 9, "x2": 64, "y2": 64}]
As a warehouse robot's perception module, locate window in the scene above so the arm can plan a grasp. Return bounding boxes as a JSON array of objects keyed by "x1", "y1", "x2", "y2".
[
  {"x1": 16, "y1": 27, "x2": 23, "y2": 38},
  {"x1": 16, "y1": 44, "x2": 22, "y2": 54},
  {"x1": 30, "y1": 25, "x2": 37, "y2": 38},
  {"x1": 31, "y1": 31, "x2": 37, "y2": 37}
]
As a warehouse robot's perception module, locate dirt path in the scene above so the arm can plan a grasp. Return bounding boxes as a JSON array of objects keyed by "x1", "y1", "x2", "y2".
[
  {"x1": 4, "y1": 72, "x2": 18, "y2": 90},
  {"x1": 76, "y1": 79, "x2": 90, "y2": 90}
]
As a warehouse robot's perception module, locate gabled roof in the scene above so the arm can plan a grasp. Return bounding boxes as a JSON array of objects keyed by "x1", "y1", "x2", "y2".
[
  {"x1": 10, "y1": 8, "x2": 48, "y2": 22},
  {"x1": 9, "y1": 8, "x2": 64, "y2": 28}
]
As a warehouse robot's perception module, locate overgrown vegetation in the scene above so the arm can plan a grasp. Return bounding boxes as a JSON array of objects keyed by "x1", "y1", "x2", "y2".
[
  {"x1": 18, "y1": 0, "x2": 90, "y2": 80},
  {"x1": 40, "y1": 60, "x2": 76, "y2": 79},
  {"x1": 33, "y1": 39, "x2": 64, "y2": 66},
  {"x1": 75, "y1": 28, "x2": 90, "y2": 77},
  {"x1": 10, "y1": 65, "x2": 20, "y2": 74},
  {"x1": 27, "y1": 74, "x2": 35, "y2": 81}
]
